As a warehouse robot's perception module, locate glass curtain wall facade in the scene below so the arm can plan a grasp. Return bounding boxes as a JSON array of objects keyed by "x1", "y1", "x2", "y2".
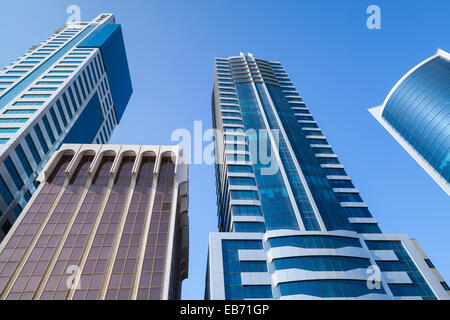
[
  {"x1": 205, "y1": 53, "x2": 450, "y2": 300},
  {"x1": 0, "y1": 144, "x2": 189, "y2": 300},
  {"x1": 369, "y1": 49, "x2": 449, "y2": 195},
  {"x1": 0, "y1": 13, "x2": 133, "y2": 240}
]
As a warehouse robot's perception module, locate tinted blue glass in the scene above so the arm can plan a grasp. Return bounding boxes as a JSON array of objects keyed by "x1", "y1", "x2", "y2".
[
  {"x1": 351, "y1": 223, "x2": 382, "y2": 234},
  {"x1": 227, "y1": 165, "x2": 253, "y2": 173},
  {"x1": 78, "y1": 24, "x2": 133, "y2": 122},
  {"x1": 234, "y1": 222, "x2": 266, "y2": 233},
  {"x1": 365, "y1": 240, "x2": 436, "y2": 299},
  {"x1": 34, "y1": 124, "x2": 49, "y2": 153},
  {"x1": 235, "y1": 83, "x2": 299, "y2": 231},
  {"x1": 269, "y1": 235, "x2": 362, "y2": 249},
  {"x1": 62, "y1": 93, "x2": 73, "y2": 118},
  {"x1": 63, "y1": 92, "x2": 105, "y2": 144},
  {"x1": 243, "y1": 285, "x2": 272, "y2": 298},
  {"x1": 25, "y1": 134, "x2": 41, "y2": 165},
  {"x1": 229, "y1": 177, "x2": 256, "y2": 186},
  {"x1": 15, "y1": 144, "x2": 33, "y2": 176},
  {"x1": 265, "y1": 84, "x2": 351, "y2": 231},
  {"x1": 42, "y1": 115, "x2": 55, "y2": 144},
  {"x1": 232, "y1": 205, "x2": 263, "y2": 216},
  {"x1": 240, "y1": 261, "x2": 268, "y2": 272},
  {"x1": 222, "y1": 240, "x2": 263, "y2": 299},
  {"x1": 3, "y1": 156, "x2": 24, "y2": 189},
  {"x1": 254, "y1": 83, "x2": 321, "y2": 230},
  {"x1": 0, "y1": 175, "x2": 13, "y2": 205},
  {"x1": 56, "y1": 100, "x2": 68, "y2": 126},
  {"x1": 382, "y1": 56, "x2": 449, "y2": 183},
  {"x1": 274, "y1": 256, "x2": 371, "y2": 271},
  {"x1": 279, "y1": 280, "x2": 385, "y2": 297},
  {"x1": 68, "y1": 87, "x2": 78, "y2": 112},
  {"x1": 49, "y1": 107, "x2": 62, "y2": 134}
]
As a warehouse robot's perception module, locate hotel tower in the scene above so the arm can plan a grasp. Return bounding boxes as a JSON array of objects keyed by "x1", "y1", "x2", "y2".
[{"x1": 205, "y1": 53, "x2": 449, "y2": 300}]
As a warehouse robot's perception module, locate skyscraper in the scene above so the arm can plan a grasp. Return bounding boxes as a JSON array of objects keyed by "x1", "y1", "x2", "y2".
[
  {"x1": 205, "y1": 53, "x2": 449, "y2": 300},
  {"x1": 0, "y1": 13, "x2": 133, "y2": 240},
  {"x1": 369, "y1": 49, "x2": 449, "y2": 195},
  {"x1": 0, "y1": 144, "x2": 189, "y2": 300}
]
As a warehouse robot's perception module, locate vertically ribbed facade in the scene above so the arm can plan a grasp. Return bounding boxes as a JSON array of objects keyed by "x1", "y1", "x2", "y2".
[
  {"x1": 369, "y1": 49, "x2": 449, "y2": 195},
  {"x1": 0, "y1": 14, "x2": 133, "y2": 240},
  {"x1": 0, "y1": 144, "x2": 189, "y2": 300},
  {"x1": 205, "y1": 53, "x2": 449, "y2": 300}
]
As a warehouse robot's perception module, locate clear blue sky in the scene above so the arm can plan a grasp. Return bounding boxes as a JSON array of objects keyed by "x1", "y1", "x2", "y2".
[{"x1": 0, "y1": 0, "x2": 448, "y2": 299}]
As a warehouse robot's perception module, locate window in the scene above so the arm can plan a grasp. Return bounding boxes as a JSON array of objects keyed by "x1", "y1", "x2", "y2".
[
  {"x1": 1, "y1": 220, "x2": 12, "y2": 235},
  {"x1": 274, "y1": 256, "x2": 371, "y2": 272},
  {"x1": 424, "y1": 259, "x2": 435, "y2": 269},
  {"x1": 352, "y1": 223, "x2": 381, "y2": 234},
  {"x1": 73, "y1": 79, "x2": 84, "y2": 103},
  {"x1": 234, "y1": 222, "x2": 266, "y2": 233},
  {"x1": 0, "y1": 128, "x2": 19, "y2": 133},
  {"x1": 230, "y1": 190, "x2": 259, "y2": 200},
  {"x1": 34, "y1": 124, "x2": 49, "y2": 153},
  {"x1": 21, "y1": 94, "x2": 51, "y2": 98},
  {"x1": 13, "y1": 101, "x2": 44, "y2": 106},
  {"x1": 240, "y1": 261, "x2": 268, "y2": 272},
  {"x1": 0, "y1": 174, "x2": 13, "y2": 205},
  {"x1": 56, "y1": 100, "x2": 68, "y2": 126},
  {"x1": 228, "y1": 165, "x2": 253, "y2": 173},
  {"x1": 15, "y1": 144, "x2": 33, "y2": 176},
  {"x1": 0, "y1": 118, "x2": 27, "y2": 123},
  {"x1": 341, "y1": 207, "x2": 372, "y2": 218},
  {"x1": 279, "y1": 280, "x2": 385, "y2": 297},
  {"x1": 49, "y1": 107, "x2": 62, "y2": 134},
  {"x1": 335, "y1": 192, "x2": 363, "y2": 202},
  {"x1": 25, "y1": 133, "x2": 42, "y2": 165},
  {"x1": 223, "y1": 119, "x2": 243, "y2": 125},
  {"x1": 329, "y1": 179, "x2": 354, "y2": 188},
  {"x1": 4, "y1": 109, "x2": 36, "y2": 114},
  {"x1": 323, "y1": 168, "x2": 347, "y2": 176},
  {"x1": 269, "y1": 235, "x2": 362, "y2": 249},
  {"x1": 232, "y1": 205, "x2": 262, "y2": 216},
  {"x1": 229, "y1": 177, "x2": 256, "y2": 186},
  {"x1": 42, "y1": 115, "x2": 55, "y2": 144},
  {"x1": 441, "y1": 282, "x2": 450, "y2": 291},
  {"x1": 67, "y1": 87, "x2": 78, "y2": 111},
  {"x1": 226, "y1": 153, "x2": 250, "y2": 162},
  {"x1": 3, "y1": 156, "x2": 24, "y2": 189},
  {"x1": 62, "y1": 94, "x2": 73, "y2": 118}
]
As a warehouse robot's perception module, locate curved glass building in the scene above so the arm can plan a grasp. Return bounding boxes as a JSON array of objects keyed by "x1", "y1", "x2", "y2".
[
  {"x1": 205, "y1": 53, "x2": 450, "y2": 300},
  {"x1": 369, "y1": 49, "x2": 449, "y2": 195}
]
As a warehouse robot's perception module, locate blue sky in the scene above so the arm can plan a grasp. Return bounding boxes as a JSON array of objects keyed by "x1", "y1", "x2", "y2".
[{"x1": 0, "y1": 0, "x2": 448, "y2": 299}]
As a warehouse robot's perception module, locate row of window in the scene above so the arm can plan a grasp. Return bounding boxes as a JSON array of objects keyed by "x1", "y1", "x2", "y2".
[{"x1": 0, "y1": 49, "x2": 106, "y2": 213}]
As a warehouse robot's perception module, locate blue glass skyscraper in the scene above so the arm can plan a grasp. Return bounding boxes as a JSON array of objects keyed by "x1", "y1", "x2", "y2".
[
  {"x1": 0, "y1": 13, "x2": 132, "y2": 239},
  {"x1": 369, "y1": 49, "x2": 449, "y2": 195},
  {"x1": 205, "y1": 53, "x2": 449, "y2": 300}
]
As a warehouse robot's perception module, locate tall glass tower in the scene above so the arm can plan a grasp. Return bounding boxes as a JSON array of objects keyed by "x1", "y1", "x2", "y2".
[
  {"x1": 369, "y1": 49, "x2": 449, "y2": 195},
  {"x1": 205, "y1": 53, "x2": 449, "y2": 300},
  {"x1": 0, "y1": 13, "x2": 132, "y2": 239}
]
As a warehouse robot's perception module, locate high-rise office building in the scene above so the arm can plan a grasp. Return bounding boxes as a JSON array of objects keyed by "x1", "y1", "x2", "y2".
[
  {"x1": 369, "y1": 49, "x2": 449, "y2": 195},
  {"x1": 205, "y1": 53, "x2": 449, "y2": 300},
  {"x1": 0, "y1": 13, "x2": 133, "y2": 239},
  {"x1": 0, "y1": 144, "x2": 189, "y2": 300}
]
